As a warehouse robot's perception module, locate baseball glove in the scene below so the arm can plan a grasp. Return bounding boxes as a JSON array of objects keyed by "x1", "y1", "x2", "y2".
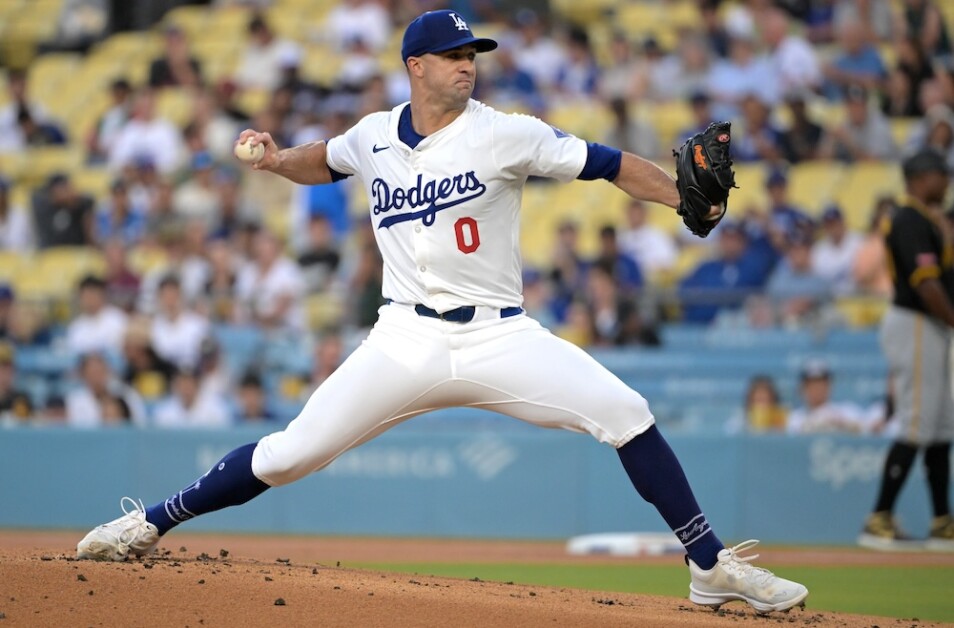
[{"x1": 672, "y1": 121, "x2": 736, "y2": 238}]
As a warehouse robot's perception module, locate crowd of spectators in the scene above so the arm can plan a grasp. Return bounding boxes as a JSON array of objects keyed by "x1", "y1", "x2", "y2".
[{"x1": 1, "y1": 0, "x2": 952, "y2": 428}]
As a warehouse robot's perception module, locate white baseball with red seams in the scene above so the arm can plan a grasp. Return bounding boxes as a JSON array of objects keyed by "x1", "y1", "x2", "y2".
[{"x1": 249, "y1": 99, "x2": 655, "y2": 486}]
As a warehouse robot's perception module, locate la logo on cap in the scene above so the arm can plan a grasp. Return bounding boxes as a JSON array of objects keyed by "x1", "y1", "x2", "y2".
[{"x1": 450, "y1": 13, "x2": 468, "y2": 31}]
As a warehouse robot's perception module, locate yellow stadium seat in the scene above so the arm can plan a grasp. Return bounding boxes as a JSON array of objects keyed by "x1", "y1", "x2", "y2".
[
  {"x1": 785, "y1": 161, "x2": 845, "y2": 214},
  {"x1": 71, "y1": 167, "x2": 112, "y2": 199},
  {"x1": 832, "y1": 162, "x2": 903, "y2": 231},
  {"x1": 552, "y1": 0, "x2": 619, "y2": 24},
  {"x1": 20, "y1": 146, "x2": 85, "y2": 187},
  {"x1": 640, "y1": 101, "x2": 692, "y2": 150},
  {"x1": 161, "y1": 4, "x2": 209, "y2": 39},
  {"x1": 27, "y1": 53, "x2": 81, "y2": 104},
  {"x1": 235, "y1": 88, "x2": 271, "y2": 117},
  {"x1": 0, "y1": 251, "x2": 30, "y2": 283},
  {"x1": 889, "y1": 117, "x2": 917, "y2": 149},
  {"x1": 154, "y1": 88, "x2": 195, "y2": 128},
  {"x1": 727, "y1": 163, "x2": 769, "y2": 212},
  {"x1": 305, "y1": 293, "x2": 344, "y2": 332},
  {"x1": 0, "y1": 152, "x2": 25, "y2": 182},
  {"x1": 127, "y1": 246, "x2": 170, "y2": 276},
  {"x1": 545, "y1": 102, "x2": 613, "y2": 143},
  {"x1": 300, "y1": 45, "x2": 343, "y2": 86},
  {"x1": 205, "y1": 6, "x2": 254, "y2": 38},
  {"x1": 835, "y1": 296, "x2": 888, "y2": 328}
]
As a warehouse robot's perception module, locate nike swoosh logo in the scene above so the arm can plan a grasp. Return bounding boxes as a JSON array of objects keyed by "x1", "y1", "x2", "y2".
[{"x1": 372, "y1": 145, "x2": 390, "y2": 153}]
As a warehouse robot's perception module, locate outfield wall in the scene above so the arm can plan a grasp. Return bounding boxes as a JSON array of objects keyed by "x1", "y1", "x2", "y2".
[{"x1": 1, "y1": 415, "x2": 948, "y2": 544}]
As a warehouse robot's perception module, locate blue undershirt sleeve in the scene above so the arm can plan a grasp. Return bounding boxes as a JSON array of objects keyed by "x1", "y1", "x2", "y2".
[
  {"x1": 328, "y1": 166, "x2": 351, "y2": 182},
  {"x1": 578, "y1": 142, "x2": 623, "y2": 181}
]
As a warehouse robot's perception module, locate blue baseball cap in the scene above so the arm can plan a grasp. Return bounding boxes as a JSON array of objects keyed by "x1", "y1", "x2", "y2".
[{"x1": 401, "y1": 10, "x2": 497, "y2": 63}]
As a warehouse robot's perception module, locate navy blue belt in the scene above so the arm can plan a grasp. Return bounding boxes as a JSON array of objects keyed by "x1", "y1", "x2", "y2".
[{"x1": 413, "y1": 304, "x2": 523, "y2": 322}]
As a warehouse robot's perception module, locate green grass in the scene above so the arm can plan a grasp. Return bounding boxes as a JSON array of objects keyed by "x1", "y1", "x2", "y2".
[{"x1": 352, "y1": 562, "x2": 954, "y2": 623}]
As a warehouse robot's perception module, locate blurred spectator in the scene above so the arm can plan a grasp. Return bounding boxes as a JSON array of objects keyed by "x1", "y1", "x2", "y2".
[
  {"x1": 881, "y1": 67, "x2": 921, "y2": 118},
  {"x1": 142, "y1": 178, "x2": 181, "y2": 246},
  {"x1": 293, "y1": 174, "x2": 352, "y2": 252},
  {"x1": 173, "y1": 152, "x2": 221, "y2": 230},
  {"x1": 852, "y1": 196, "x2": 896, "y2": 297},
  {"x1": 236, "y1": 229, "x2": 306, "y2": 332},
  {"x1": 605, "y1": 98, "x2": 660, "y2": 160},
  {"x1": 32, "y1": 173, "x2": 94, "y2": 248},
  {"x1": 510, "y1": 9, "x2": 567, "y2": 93},
  {"x1": 108, "y1": 89, "x2": 185, "y2": 175},
  {"x1": 786, "y1": 360, "x2": 869, "y2": 434},
  {"x1": 234, "y1": 13, "x2": 302, "y2": 91},
  {"x1": 0, "y1": 287, "x2": 52, "y2": 347},
  {"x1": 487, "y1": 42, "x2": 545, "y2": 114},
  {"x1": 86, "y1": 78, "x2": 133, "y2": 164},
  {"x1": 678, "y1": 221, "x2": 764, "y2": 324},
  {"x1": 884, "y1": 38, "x2": 936, "y2": 118},
  {"x1": 760, "y1": 5, "x2": 823, "y2": 94},
  {"x1": 766, "y1": 233, "x2": 832, "y2": 326},
  {"x1": 554, "y1": 27, "x2": 599, "y2": 100},
  {"x1": 765, "y1": 168, "x2": 813, "y2": 243},
  {"x1": 819, "y1": 84, "x2": 897, "y2": 162},
  {"x1": 678, "y1": 91, "x2": 715, "y2": 141},
  {"x1": 151, "y1": 275, "x2": 211, "y2": 370},
  {"x1": 39, "y1": 395, "x2": 67, "y2": 425},
  {"x1": 302, "y1": 331, "x2": 343, "y2": 390},
  {"x1": 0, "y1": 284, "x2": 13, "y2": 340},
  {"x1": 101, "y1": 238, "x2": 141, "y2": 312},
  {"x1": 585, "y1": 264, "x2": 658, "y2": 347},
  {"x1": 822, "y1": 20, "x2": 887, "y2": 99},
  {"x1": 599, "y1": 33, "x2": 645, "y2": 103},
  {"x1": 153, "y1": 367, "x2": 231, "y2": 428},
  {"x1": 726, "y1": 374, "x2": 787, "y2": 434},
  {"x1": 894, "y1": 0, "x2": 952, "y2": 61},
  {"x1": 200, "y1": 237, "x2": 240, "y2": 323},
  {"x1": 122, "y1": 316, "x2": 175, "y2": 401},
  {"x1": 43, "y1": 0, "x2": 108, "y2": 54},
  {"x1": 0, "y1": 342, "x2": 33, "y2": 426},
  {"x1": 346, "y1": 220, "x2": 385, "y2": 329},
  {"x1": 812, "y1": 205, "x2": 863, "y2": 296},
  {"x1": 650, "y1": 36, "x2": 712, "y2": 103},
  {"x1": 148, "y1": 25, "x2": 203, "y2": 89},
  {"x1": 0, "y1": 69, "x2": 49, "y2": 153},
  {"x1": 66, "y1": 352, "x2": 146, "y2": 427},
  {"x1": 17, "y1": 108, "x2": 67, "y2": 147},
  {"x1": 698, "y1": 0, "x2": 731, "y2": 58},
  {"x1": 323, "y1": 0, "x2": 392, "y2": 53},
  {"x1": 548, "y1": 220, "x2": 587, "y2": 322},
  {"x1": 777, "y1": 91, "x2": 824, "y2": 163},
  {"x1": 0, "y1": 177, "x2": 33, "y2": 251},
  {"x1": 65, "y1": 275, "x2": 129, "y2": 356},
  {"x1": 236, "y1": 371, "x2": 273, "y2": 422},
  {"x1": 211, "y1": 167, "x2": 259, "y2": 239},
  {"x1": 197, "y1": 336, "x2": 231, "y2": 398},
  {"x1": 298, "y1": 215, "x2": 341, "y2": 293},
  {"x1": 904, "y1": 104, "x2": 954, "y2": 171},
  {"x1": 705, "y1": 34, "x2": 779, "y2": 120},
  {"x1": 137, "y1": 221, "x2": 211, "y2": 314},
  {"x1": 520, "y1": 268, "x2": 557, "y2": 330},
  {"x1": 94, "y1": 179, "x2": 146, "y2": 247},
  {"x1": 593, "y1": 225, "x2": 642, "y2": 292},
  {"x1": 187, "y1": 88, "x2": 241, "y2": 164},
  {"x1": 732, "y1": 94, "x2": 784, "y2": 162},
  {"x1": 833, "y1": 0, "x2": 894, "y2": 43},
  {"x1": 337, "y1": 37, "x2": 382, "y2": 93},
  {"x1": 617, "y1": 199, "x2": 678, "y2": 276}
]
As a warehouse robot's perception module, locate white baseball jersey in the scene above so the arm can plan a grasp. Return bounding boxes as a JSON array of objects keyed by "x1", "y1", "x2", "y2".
[{"x1": 326, "y1": 99, "x2": 587, "y2": 313}]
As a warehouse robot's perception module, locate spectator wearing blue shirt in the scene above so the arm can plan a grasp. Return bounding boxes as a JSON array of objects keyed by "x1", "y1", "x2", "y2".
[
  {"x1": 766, "y1": 232, "x2": 832, "y2": 326},
  {"x1": 94, "y1": 179, "x2": 147, "y2": 247},
  {"x1": 732, "y1": 94, "x2": 784, "y2": 162},
  {"x1": 679, "y1": 221, "x2": 764, "y2": 324},
  {"x1": 823, "y1": 21, "x2": 887, "y2": 100},
  {"x1": 765, "y1": 168, "x2": 813, "y2": 245},
  {"x1": 485, "y1": 43, "x2": 545, "y2": 114},
  {"x1": 554, "y1": 27, "x2": 600, "y2": 99},
  {"x1": 593, "y1": 225, "x2": 643, "y2": 293}
]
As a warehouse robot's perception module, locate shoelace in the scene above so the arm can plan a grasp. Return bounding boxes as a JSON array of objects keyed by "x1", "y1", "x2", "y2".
[
  {"x1": 720, "y1": 540, "x2": 775, "y2": 586},
  {"x1": 113, "y1": 496, "x2": 149, "y2": 547}
]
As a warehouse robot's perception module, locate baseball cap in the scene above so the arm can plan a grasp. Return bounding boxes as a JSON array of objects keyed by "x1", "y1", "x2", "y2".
[
  {"x1": 0, "y1": 283, "x2": 13, "y2": 301},
  {"x1": 401, "y1": 10, "x2": 498, "y2": 63},
  {"x1": 902, "y1": 148, "x2": 949, "y2": 179},
  {"x1": 800, "y1": 359, "x2": 831, "y2": 381},
  {"x1": 821, "y1": 204, "x2": 843, "y2": 222},
  {"x1": 766, "y1": 168, "x2": 787, "y2": 188}
]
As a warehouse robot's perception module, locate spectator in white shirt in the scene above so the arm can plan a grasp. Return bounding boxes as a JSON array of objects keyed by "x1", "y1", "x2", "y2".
[
  {"x1": 705, "y1": 33, "x2": 779, "y2": 120},
  {"x1": 617, "y1": 199, "x2": 678, "y2": 275},
  {"x1": 323, "y1": 0, "x2": 391, "y2": 53},
  {"x1": 510, "y1": 9, "x2": 567, "y2": 93},
  {"x1": 108, "y1": 89, "x2": 184, "y2": 175},
  {"x1": 0, "y1": 69, "x2": 50, "y2": 154},
  {"x1": 150, "y1": 275, "x2": 211, "y2": 370},
  {"x1": 236, "y1": 229, "x2": 306, "y2": 332},
  {"x1": 173, "y1": 151, "x2": 221, "y2": 230},
  {"x1": 233, "y1": 13, "x2": 302, "y2": 92},
  {"x1": 66, "y1": 352, "x2": 147, "y2": 427},
  {"x1": 0, "y1": 177, "x2": 33, "y2": 252},
  {"x1": 787, "y1": 360, "x2": 871, "y2": 434},
  {"x1": 153, "y1": 367, "x2": 231, "y2": 428},
  {"x1": 811, "y1": 205, "x2": 863, "y2": 295},
  {"x1": 760, "y1": 6, "x2": 822, "y2": 94},
  {"x1": 65, "y1": 276, "x2": 129, "y2": 357}
]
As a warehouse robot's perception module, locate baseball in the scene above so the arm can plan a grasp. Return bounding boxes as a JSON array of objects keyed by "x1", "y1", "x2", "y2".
[{"x1": 234, "y1": 140, "x2": 265, "y2": 163}]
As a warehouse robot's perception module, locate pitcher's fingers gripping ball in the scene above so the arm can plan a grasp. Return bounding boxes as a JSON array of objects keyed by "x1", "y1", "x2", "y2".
[
  {"x1": 234, "y1": 129, "x2": 279, "y2": 170},
  {"x1": 234, "y1": 138, "x2": 265, "y2": 163},
  {"x1": 672, "y1": 121, "x2": 737, "y2": 237}
]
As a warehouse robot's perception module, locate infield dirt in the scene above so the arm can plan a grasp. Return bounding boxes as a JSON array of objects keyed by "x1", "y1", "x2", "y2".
[{"x1": 1, "y1": 531, "x2": 950, "y2": 627}]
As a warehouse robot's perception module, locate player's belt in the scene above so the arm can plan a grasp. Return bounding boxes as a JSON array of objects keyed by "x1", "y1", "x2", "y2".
[{"x1": 413, "y1": 304, "x2": 523, "y2": 323}]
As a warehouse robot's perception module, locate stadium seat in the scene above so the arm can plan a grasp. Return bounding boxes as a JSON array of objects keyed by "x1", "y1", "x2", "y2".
[
  {"x1": 832, "y1": 162, "x2": 903, "y2": 231},
  {"x1": 19, "y1": 146, "x2": 85, "y2": 187},
  {"x1": 160, "y1": 4, "x2": 209, "y2": 39},
  {"x1": 786, "y1": 161, "x2": 845, "y2": 214}
]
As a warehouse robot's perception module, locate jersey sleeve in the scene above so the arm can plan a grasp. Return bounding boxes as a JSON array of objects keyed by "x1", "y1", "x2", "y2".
[
  {"x1": 491, "y1": 113, "x2": 587, "y2": 182},
  {"x1": 891, "y1": 211, "x2": 943, "y2": 288},
  {"x1": 325, "y1": 122, "x2": 363, "y2": 176}
]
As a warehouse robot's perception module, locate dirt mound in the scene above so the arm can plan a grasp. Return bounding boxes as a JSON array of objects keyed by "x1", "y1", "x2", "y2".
[{"x1": 0, "y1": 540, "x2": 938, "y2": 628}]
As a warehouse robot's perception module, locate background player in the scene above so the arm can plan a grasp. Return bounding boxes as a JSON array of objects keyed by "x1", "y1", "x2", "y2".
[
  {"x1": 77, "y1": 10, "x2": 808, "y2": 614},
  {"x1": 859, "y1": 149, "x2": 954, "y2": 551}
]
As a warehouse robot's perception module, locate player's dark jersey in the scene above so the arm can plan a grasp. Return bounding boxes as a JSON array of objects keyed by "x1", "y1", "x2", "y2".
[{"x1": 884, "y1": 196, "x2": 954, "y2": 314}]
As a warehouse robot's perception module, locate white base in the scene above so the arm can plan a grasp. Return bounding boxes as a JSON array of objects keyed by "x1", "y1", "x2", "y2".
[{"x1": 565, "y1": 532, "x2": 684, "y2": 557}]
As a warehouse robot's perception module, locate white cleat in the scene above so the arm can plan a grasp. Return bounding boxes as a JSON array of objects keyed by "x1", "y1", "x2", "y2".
[
  {"x1": 688, "y1": 540, "x2": 809, "y2": 614},
  {"x1": 76, "y1": 497, "x2": 161, "y2": 561}
]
